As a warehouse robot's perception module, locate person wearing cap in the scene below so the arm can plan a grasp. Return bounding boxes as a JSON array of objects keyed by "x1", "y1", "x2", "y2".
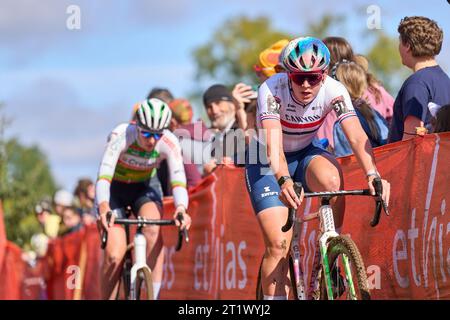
[
  {"x1": 253, "y1": 39, "x2": 289, "y2": 83},
  {"x1": 34, "y1": 199, "x2": 61, "y2": 239},
  {"x1": 202, "y1": 84, "x2": 247, "y2": 173},
  {"x1": 53, "y1": 189, "x2": 74, "y2": 216}
]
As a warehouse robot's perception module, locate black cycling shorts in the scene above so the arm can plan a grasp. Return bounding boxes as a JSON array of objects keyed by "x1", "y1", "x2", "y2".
[{"x1": 109, "y1": 179, "x2": 163, "y2": 217}]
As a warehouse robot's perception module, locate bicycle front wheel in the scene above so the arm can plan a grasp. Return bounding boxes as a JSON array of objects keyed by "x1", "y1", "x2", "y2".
[
  {"x1": 135, "y1": 267, "x2": 154, "y2": 300},
  {"x1": 320, "y1": 235, "x2": 370, "y2": 300}
]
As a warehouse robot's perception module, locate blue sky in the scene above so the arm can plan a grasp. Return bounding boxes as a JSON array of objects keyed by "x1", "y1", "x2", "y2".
[{"x1": 1, "y1": 0, "x2": 449, "y2": 192}]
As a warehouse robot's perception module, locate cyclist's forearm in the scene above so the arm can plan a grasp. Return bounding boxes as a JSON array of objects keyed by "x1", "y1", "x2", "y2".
[
  {"x1": 172, "y1": 185, "x2": 189, "y2": 210},
  {"x1": 95, "y1": 178, "x2": 112, "y2": 208},
  {"x1": 267, "y1": 137, "x2": 290, "y2": 180},
  {"x1": 342, "y1": 118, "x2": 378, "y2": 176},
  {"x1": 98, "y1": 201, "x2": 111, "y2": 215},
  {"x1": 264, "y1": 123, "x2": 290, "y2": 179},
  {"x1": 349, "y1": 136, "x2": 378, "y2": 176}
]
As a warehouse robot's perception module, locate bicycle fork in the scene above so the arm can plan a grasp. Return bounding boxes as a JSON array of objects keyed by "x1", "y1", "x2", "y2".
[{"x1": 130, "y1": 227, "x2": 149, "y2": 300}]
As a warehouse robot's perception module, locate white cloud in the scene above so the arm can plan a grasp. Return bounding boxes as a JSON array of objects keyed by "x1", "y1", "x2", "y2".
[{"x1": 3, "y1": 77, "x2": 126, "y2": 189}]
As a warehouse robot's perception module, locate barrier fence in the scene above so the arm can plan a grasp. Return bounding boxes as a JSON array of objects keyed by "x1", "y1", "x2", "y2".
[{"x1": 0, "y1": 133, "x2": 449, "y2": 299}]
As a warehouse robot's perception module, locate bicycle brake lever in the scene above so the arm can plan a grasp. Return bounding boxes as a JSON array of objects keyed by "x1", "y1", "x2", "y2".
[
  {"x1": 100, "y1": 211, "x2": 113, "y2": 249},
  {"x1": 176, "y1": 212, "x2": 189, "y2": 243},
  {"x1": 373, "y1": 178, "x2": 390, "y2": 216}
]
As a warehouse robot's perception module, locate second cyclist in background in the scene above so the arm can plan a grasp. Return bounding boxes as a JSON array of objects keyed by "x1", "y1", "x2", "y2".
[{"x1": 95, "y1": 98, "x2": 192, "y2": 300}]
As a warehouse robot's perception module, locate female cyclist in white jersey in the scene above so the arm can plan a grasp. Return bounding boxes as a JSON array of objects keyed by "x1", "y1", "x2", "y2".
[
  {"x1": 96, "y1": 98, "x2": 192, "y2": 299},
  {"x1": 245, "y1": 37, "x2": 390, "y2": 300}
]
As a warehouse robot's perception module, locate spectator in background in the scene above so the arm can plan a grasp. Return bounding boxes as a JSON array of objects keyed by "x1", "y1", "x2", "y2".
[
  {"x1": 353, "y1": 54, "x2": 395, "y2": 124},
  {"x1": 332, "y1": 61, "x2": 389, "y2": 157},
  {"x1": 233, "y1": 84, "x2": 258, "y2": 145},
  {"x1": 61, "y1": 206, "x2": 83, "y2": 236},
  {"x1": 201, "y1": 84, "x2": 246, "y2": 173},
  {"x1": 253, "y1": 39, "x2": 289, "y2": 83},
  {"x1": 320, "y1": 37, "x2": 393, "y2": 149},
  {"x1": 157, "y1": 98, "x2": 202, "y2": 195},
  {"x1": 317, "y1": 37, "x2": 356, "y2": 149},
  {"x1": 168, "y1": 98, "x2": 194, "y2": 130},
  {"x1": 429, "y1": 103, "x2": 450, "y2": 133},
  {"x1": 146, "y1": 87, "x2": 174, "y2": 104},
  {"x1": 53, "y1": 189, "x2": 74, "y2": 235},
  {"x1": 389, "y1": 16, "x2": 450, "y2": 142},
  {"x1": 34, "y1": 199, "x2": 60, "y2": 239},
  {"x1": 53, "y1": 189, "x2": 73, "y2": 216},
  {"x1": 74, "y1": 178, "x2": 96, "y2": 226}
]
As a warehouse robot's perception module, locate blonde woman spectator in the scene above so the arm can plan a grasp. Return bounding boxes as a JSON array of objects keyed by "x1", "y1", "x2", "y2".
[
  {"x1": 354, "y1": 54, "x2": 394, "y2": 124},
  {"x1": 333, "y1": 61, "x2": 389, "y2": 156},
  {"x1": 319, "y1": 37, "x2": 393, "y2": 149}
]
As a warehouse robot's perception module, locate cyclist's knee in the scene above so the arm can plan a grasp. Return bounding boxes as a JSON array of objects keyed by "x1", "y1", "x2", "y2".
[
  {"x1": 104, "y1": 250, "x2": 125, "y2": 267},
  {"x1": 266, "y1": 238, "x2": 290, "y2": 259},
  {"x1": 143, "y1": 225, "x2": 161, "y2": 241},
  {"x1": 312, "y1": 173, "x2": 341, "y2": 191}
]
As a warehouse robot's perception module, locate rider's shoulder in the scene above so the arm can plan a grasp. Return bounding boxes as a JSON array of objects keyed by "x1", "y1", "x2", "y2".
[
  {"x1": 107, "y1": 123, "x2": 134, "y2": 143},
  {"x1": 262, "y1": 73, "x2": 288, "y2": 90},
  {"x1": 323, "y1": 75, "x2": 349, "y2": 97},
  {"x1": 323, "y1": 75, "x2": 346, "y2": 90},
  {"x1": 159, "y1": 129, "x2": 182, "y2": 148},
  {"x1": 111, "y1": 122, "x2": 132, "y2": 134}
]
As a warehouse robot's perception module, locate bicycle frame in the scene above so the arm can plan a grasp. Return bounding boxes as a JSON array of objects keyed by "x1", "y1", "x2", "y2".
[
  {"x1": 129, "y1": 225, "x2": 151, "y2": 300},
  {"x1": 287, "y1": 180, "x2": 388, "y2": 300},
  {"x1": 101, "y1": 209, "x2": 188, "y2": 300}
]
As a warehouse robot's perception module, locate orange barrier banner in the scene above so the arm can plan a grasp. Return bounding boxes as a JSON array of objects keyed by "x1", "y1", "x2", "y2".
[
  {"x1": 0, "y1": 242, "x2": 25, "y2": 299},
  {"x1": 2, "y1": 133, "x2": 449, "y2": 299},
  {"x1": 0, "y1": 200, "x2": 6, "y2": 271},
  {"x1": 160, "y1": 133, "x2": 450, "y2": 299}
]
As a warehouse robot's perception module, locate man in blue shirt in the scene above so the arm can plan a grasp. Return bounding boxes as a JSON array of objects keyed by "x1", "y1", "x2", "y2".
[{"x1": 389, "y1": 16, "x2": 450, "y2": 143}]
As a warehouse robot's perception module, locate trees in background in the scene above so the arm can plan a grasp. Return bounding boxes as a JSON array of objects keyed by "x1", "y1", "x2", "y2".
[
  {"x1": 0, "y1": 104, "x2": 57, "y2": 247},
  {"x1": 192, "y1": 14, "x2": 406, "y2": 96}
]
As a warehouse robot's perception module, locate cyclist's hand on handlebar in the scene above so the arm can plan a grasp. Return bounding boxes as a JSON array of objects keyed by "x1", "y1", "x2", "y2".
[
  {"x1": 98, "y1": 202, "x2": 115, "y2": 230},
  {"x1": 174, "y1": 205, "x2": 191, "y2": 230},
  {"x1": 279, "y1": 178, "x2": 303, "y2": 210},
  {"x1": 367, "y1": 175, "x2": 391, "y2": 208}
]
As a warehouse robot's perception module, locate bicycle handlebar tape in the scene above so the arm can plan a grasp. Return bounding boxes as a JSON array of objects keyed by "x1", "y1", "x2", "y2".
[
  {"x1": 175, "y1": 212, "x2": 189, "y2": 252},
  {"x1": 374, "y1": 178, "x2": 390, "y2": 216},
  {"x1": 100, "y1": 211, "x2": 113, "y2": 250},
  {"x1": 370, "y1": 179, "x2": 383, "y2": 227},
  {"x1": 281, "y1": 182, "x2": 303, "y2": 232}
]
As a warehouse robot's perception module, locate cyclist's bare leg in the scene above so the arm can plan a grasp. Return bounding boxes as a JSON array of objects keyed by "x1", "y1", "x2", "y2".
[
  {"x1": 305, "y1": 155, "x2": 345, "y2": 229},
  {"x1": 101, "y1": 226, "x2": 127, "y2": 299},
  {"x1": 138, "y1": 201, "x2": 164, "y2": 297},
  {"x1": 257, "y1": 206, "x2": 293, "y2": 299}
]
